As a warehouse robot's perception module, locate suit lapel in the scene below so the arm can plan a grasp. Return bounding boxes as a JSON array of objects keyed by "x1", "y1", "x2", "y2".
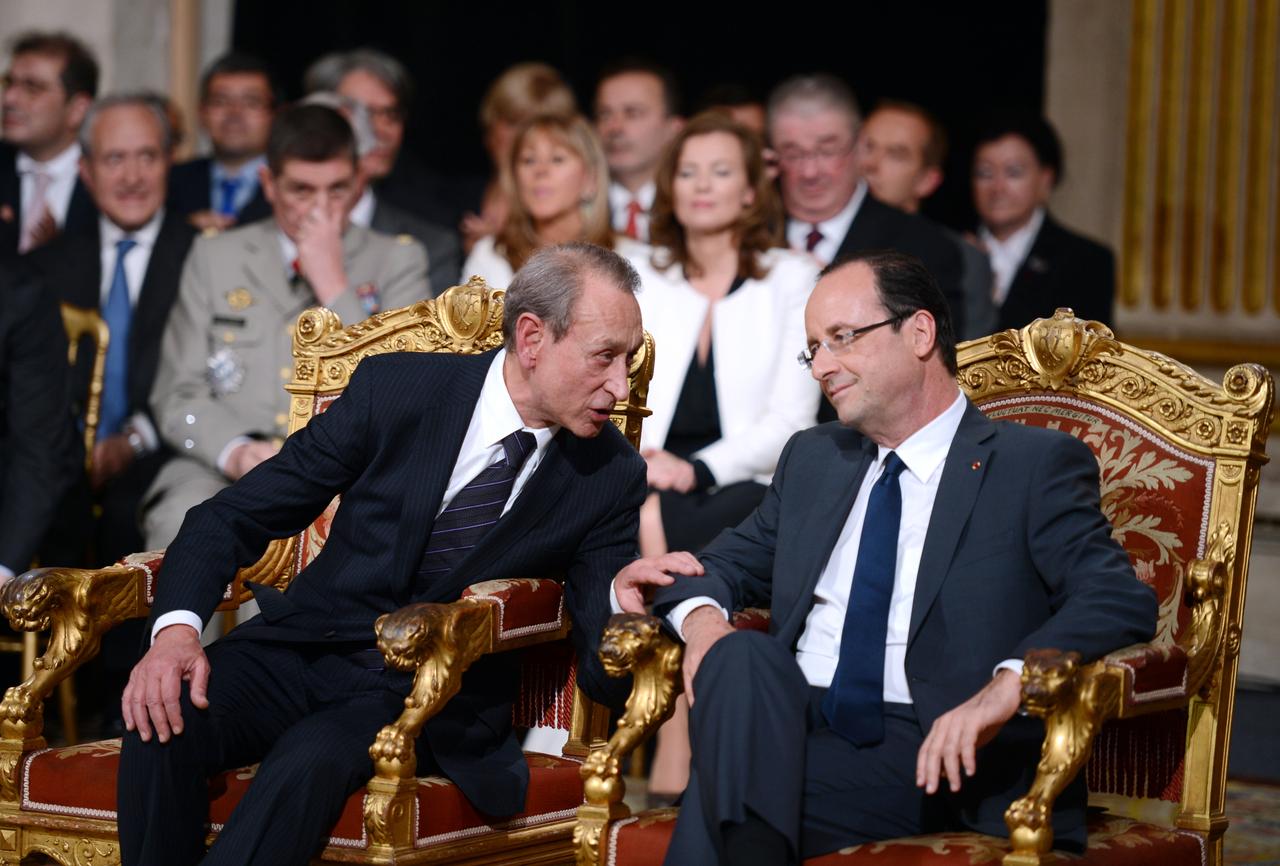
[
  {"x1": 239, "y1": 221, "x2": 293, "y2": 316},
  {"x1": 63, "y1": 226, "x2": 102, "y2": 309},
  {"x1": 390, "y1": 356, "x2": 490, "y2": 588},
  {"x1": 776, "y1": 432, "x2": 873, "y2": 644},
  {"x1": 906, "y1": 403, "x2": 995, "y2": 649}
]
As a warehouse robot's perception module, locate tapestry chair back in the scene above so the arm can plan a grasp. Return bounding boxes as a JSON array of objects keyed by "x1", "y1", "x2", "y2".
[{"x1": 955, "y1": 308, "x2": 1272, "y2": 837}]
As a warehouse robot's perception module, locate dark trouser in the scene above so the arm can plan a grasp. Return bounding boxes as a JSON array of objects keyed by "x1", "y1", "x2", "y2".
[
  {"x1": 665, "y1": 631, "x2": 942, "y2": 865},
  {"x1": 117, "y1": 639, "x2": 415, "y2": 866}
]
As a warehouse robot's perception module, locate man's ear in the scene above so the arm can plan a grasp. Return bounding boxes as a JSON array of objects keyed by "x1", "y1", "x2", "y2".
[
  {"x1": 513, "y1": 311, "x2": 546, "y2": 367},
  {"x1": 259, "y1": 163, "x2": 277, "y2": 206},
  {"x1": 909, "y1": 309, "x2": 939, "y2": 361},
  {"x1": 913, "y1": 167, "x2": 943, "y2": 202},
  {"x1": 66, "y1": 93, "x2": 92, "y2": 133}
]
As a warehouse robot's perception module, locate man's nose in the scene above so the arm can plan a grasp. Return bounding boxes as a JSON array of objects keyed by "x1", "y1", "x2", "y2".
[
  {"x1": 604, "y1": 355, "x2": 631, "y2": 402},
  {"x1": 809, "y1": 343, "x2": 837, "y2": 381}
]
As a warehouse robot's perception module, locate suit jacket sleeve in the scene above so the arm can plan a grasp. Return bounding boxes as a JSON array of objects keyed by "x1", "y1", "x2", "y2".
[
  {"x1": 1011, "y1": 432, "x2": 1157, "y2": 659},
  {"x1": 149, "y1": 236, "x2": 260, "y2": 470},
  {"x1": 653, "y1": 431, "x2": 806, "y2": 622},
  {"x1": 152, "y1": 356, "x2": 375, "y2": 624},
  {"x1": 0, "y1": 267, "x2": 77, "y2": 572},
  {"x1": 562, "y1": 450, "x2": 647, "y2": 710}
]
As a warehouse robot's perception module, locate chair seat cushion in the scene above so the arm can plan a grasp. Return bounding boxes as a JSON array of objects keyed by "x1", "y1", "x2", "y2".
[
  {"x1": 21, "y1": 740, "x2": 583, "y2": 850},
  {"x1": 606, "y1": 808, "x2": 1208, "y2": 866}
]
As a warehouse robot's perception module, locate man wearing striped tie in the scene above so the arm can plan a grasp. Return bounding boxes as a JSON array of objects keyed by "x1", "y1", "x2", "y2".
[{"x1": 116, "y1": 241, "x2": 649, "y2": 866}]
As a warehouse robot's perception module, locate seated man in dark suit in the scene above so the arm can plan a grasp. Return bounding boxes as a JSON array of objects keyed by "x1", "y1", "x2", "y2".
[
  {"x1": 27, "y1": 93, "x2": 195, "y2": 566},
  {"x1": 972, "y1": 112, "x2": 1116, "y2": 330},
  {"x1": 166, "y1": 53, "x2": 276, "y2": 231},
  {"x1": 118, "y1": 242, "x2": 647, "y2": 866},
  {"x1": 617, "y1": 251, "x2": 1156, "y2": 865},
  {"x1": 0, "y1": 258, "x2": 77, "y2": 584},
  {"x1": 768, "y1": 75, "x2": 964, "y2": 342},
  {"x1": 0, "y1": 31, "x2": 99, "y2": 253}
]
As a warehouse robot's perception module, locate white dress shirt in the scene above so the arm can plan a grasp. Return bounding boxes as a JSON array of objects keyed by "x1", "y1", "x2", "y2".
[
  {"x1": 978, "y1": 207, "x2": 1045, "y2": 305},
  {"x1": 154, "y1": 350, "x2": 555, "y2": 641},
  {"x1": 16, "y1": 143, "x2": 81, "y2": 228},
  {"x1": 608, "y1": 180, "x2": 655, "y2": 242},
  {"x1": 785, "y1": 181, "x2": 867, "y2": 266},
  {"x1": 654, "y1": 391, "x2": 1018, "y2": 703},
  {"x1": 98, "y1": 211, "x2": 165, "y2": 452},
  {"x1": 348, "y1": 187, "x2": 376, "y2": 228}
]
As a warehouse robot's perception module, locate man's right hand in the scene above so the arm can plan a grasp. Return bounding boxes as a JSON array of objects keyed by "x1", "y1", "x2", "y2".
[
  {"x1": 680, "y1": 605, "x2": 734, "y2": 706},
  {"x1": 122, "y1": 624, "x2": 210, "y2": 743},
  {"x1": 613, "y1": 552, "x2": 704, "y2": 613},
  {"x1": 225, "y1": 440, "x2": 279, "y2": 481}
]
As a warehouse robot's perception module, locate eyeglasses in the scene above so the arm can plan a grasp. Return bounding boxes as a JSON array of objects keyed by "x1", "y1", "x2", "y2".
[
  {"x1": 776, "y1": 140, "x2": 855, "y2": 169},
  {"x1": 796, "y1": 315, "x2": 903, "y2": 369}
]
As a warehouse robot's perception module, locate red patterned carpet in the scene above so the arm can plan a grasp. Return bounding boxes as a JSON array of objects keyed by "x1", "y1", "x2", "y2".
[{"x1": 1226, "y1": 780, "x2": 1280, "y2": 865}]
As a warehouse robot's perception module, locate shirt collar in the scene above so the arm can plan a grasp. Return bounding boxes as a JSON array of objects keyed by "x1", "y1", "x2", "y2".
[
  {"x1": 790, "y1": 180, "x2": 866, "y2": 246},
  {"x1": 276, "y1": 229, "x2": 299, "y2": 276},
  {"x1": 481, "y1": 349, "x2": 559, "y2": 452},
  {"x1": 212, "y1": 155, "x2": 266, "y2": 185},
  {"x1": 348, "y1": 187, "x2": 376, "y2": 228},
  {"x1": 99, "y1": 208, "x2": 165, "y2": 251},
  {"x1": 875, "y1": 389, "x2": 967, "y2": 484},
  {"x1": 17, "y1": 142, "x2": 81, "y2": 178},
  {"x1": 609, "y1": 179, "x2": 655, "y2": 213},
  {"x1": 978, "y1": 206, "x2": 1045, "y2": 262}
]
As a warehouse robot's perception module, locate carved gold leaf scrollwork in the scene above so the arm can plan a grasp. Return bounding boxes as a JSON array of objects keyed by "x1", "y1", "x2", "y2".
[
  {"x1": 363, "y1": 599, "x2": 495, "y2": 848},
  {"x1": 576, "y1": 614, "x2": 683, "y2": 865},
  {"x1": 0, "y1": 753, "x2": 20, "y2": 802},
  {"x1": 0, "y1": 566, "x2": 142, "y2": 743},
  {"x1": 27, "y1": 833, "x2": 119, "y2": 866},
  {"x1": 1003, "y1": 649, "x2": 1119, "y2": 866}
]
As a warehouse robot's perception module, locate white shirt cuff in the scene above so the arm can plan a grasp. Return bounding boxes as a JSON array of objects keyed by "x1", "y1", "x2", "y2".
[
  {"x1": 151, "y1": 610, "x2": 203, "y2": 644},
  {"x1": 216, "y1": 435, "x2": 254, "y2": 476},
  {"x1": 608, "y1": 578, "x2": 624, "y2": 616},
  {"x1": 994, "y1": 658, "x2": 1024, "y2": 678},
  {"x1": 668, "y1": 597, "x2": 729, "y2": 642}
]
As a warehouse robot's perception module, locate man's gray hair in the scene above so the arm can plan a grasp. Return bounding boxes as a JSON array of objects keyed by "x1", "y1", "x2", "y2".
[
  {"x1": 301, "y1": 91, "x2": 377, "y2": 158},
  {"x1": 79, "y1": 92, "x2": 172, "y2": 157},
  {"x1": 304, "y1": 48, "x2": 414, "y2": 112},
  {"x1": 502, "y1": 243, "x2": 640, "y2": 349},
  {"x1": 767, "y1": 74, "x2": 862, "y2": 138}
]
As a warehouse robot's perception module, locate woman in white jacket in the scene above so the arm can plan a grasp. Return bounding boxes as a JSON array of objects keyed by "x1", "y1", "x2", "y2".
[
  {"x1": 631, "y1": 111, "x2": 820, "y2": 558},
  {"x1": 629, "y1": 112, "x2": 821, "y2": 802}
]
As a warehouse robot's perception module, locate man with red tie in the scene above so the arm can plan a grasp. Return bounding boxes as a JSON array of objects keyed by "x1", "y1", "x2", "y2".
[{"x1": 595, "y1": 59, "x2": 683, "y2": 243}]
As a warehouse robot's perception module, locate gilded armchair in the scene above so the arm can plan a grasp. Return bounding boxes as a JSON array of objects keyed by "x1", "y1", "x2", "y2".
[
  {"x1": 578, "y1": 309, "x2": 1273, "y2": 866},
  {"x1": 0, "y1": 277, "x2": 656, "y2": 865}
]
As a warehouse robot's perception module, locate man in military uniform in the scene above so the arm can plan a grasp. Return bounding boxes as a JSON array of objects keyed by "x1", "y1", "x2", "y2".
[{"x1": 143, "y1": 103, "x2": 429, "y2": 549}]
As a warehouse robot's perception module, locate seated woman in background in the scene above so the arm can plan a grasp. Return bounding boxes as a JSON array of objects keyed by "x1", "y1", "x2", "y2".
[
  {"x1": 461, "y1": 62, "x2": 578, "y2": 253},
  {"x1": 462, "y1": 113, "x2": 626, "y2": 286},
  {"x1": 627, "y1": 111, "x2": 820, "y2": 802},
  {"x1": 630, "y1": 111, "x2": 820, "y2": 559}
]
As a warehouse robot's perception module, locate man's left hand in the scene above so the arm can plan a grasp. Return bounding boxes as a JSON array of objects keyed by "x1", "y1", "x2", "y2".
[
  {"x1": 613, "y1": 551, "x2": 704, "y2": 613},
  {"x1": 90, "y1": 433, "x2": 135, "y2": 489},
  {"x1": 916, "y1": 667, "x2": 1022, "y2": 794}
]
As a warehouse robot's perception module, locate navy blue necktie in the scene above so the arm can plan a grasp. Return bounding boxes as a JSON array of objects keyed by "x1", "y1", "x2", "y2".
[
  {"x1": 417, "y1": 430, "x2": 537, "y2": 582},
  {"x1": 823, "y1": 451, "x2": 907, "y2": 745},
  {"x1": 99, "y1": 238, "x2": 137, "y2": 437},
  {"x1": 217, "y1": 177, "x2": 241, "y2": 216}
]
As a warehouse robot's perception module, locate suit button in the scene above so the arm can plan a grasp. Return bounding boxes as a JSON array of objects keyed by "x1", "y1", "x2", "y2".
[
  {"x1": 280, "y1": 366, "x2": 291, "y2": 380},
  {"x1": 275, "y1": 413, "x2": 288, "y2": 426},
  {"x1": 222, "y1": 332, "x2": 235, "y2": 343}
]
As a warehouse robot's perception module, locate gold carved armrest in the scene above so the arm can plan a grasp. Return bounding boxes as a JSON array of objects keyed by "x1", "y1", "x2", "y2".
[
  {"x1": 1003, "y1": 525, "x2": 1231, "y2": 866},
  {"x1": 362, "y1": 578, "x2": 571, "y2": 855},
  {"x1": 574, "y1": 614, "x2": 683, "y2": 865}
]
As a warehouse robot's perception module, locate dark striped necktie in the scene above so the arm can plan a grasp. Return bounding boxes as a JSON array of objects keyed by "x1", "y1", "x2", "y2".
[{"x1": 418, "y1": 429, "x2": 537, "y2": 582}]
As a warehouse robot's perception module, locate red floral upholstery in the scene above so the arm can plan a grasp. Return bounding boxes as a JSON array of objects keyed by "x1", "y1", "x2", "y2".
[
  {"x1": 462, "y1": 578, "x2": 566, "y2": 641},
  {"x1": 977, "y1": 393, "x2": 1212, "y2": 804},
  {"x1": 606, "y1": 809, "x2": 1207, "y2": 866},
  {"x1": 22, "y1": 740, "x2": 584, "y2": 852}
]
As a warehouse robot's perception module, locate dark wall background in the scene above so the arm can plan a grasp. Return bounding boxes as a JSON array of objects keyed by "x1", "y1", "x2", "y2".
[{"x1": 232, "y1": 0, "x2": 1047, "y2": 231}]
